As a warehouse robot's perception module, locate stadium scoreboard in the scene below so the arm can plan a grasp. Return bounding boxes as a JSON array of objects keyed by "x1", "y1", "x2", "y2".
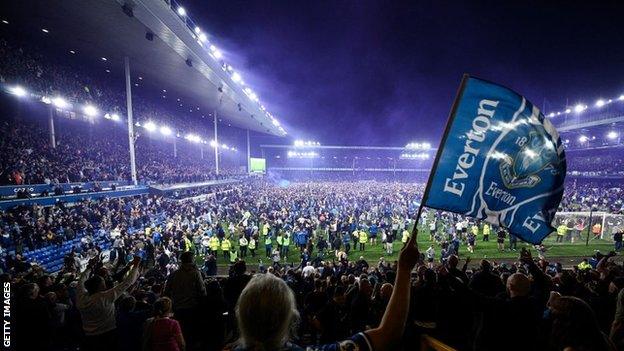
[{"x1": 250, "y1": 158, "x2": 267, "y2": 174}]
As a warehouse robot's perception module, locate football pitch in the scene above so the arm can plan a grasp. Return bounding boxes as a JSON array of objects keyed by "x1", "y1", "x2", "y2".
[{"x1": 203, "y1": 223, "x2": 616, "y2": 267}]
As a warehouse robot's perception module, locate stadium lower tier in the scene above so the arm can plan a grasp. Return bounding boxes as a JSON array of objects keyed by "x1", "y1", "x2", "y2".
[{"x1": 6, "y1": 179, "x2": 624, "y2": 351}]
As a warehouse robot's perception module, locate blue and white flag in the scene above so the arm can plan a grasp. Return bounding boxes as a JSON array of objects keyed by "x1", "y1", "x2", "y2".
[{"x1": 423, "y1": 76, "x2": 566, "y2": 244}]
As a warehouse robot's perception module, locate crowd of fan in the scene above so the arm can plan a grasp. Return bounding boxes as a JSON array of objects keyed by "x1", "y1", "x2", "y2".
[
  {"x1": 1, "y1": 180, "x2": 624, "y2": 350},
  {"x1": 567, "y1": 150, "x2": 624, "y2": 176},
  {"x1": 0, "y1": 36, "x2": 244, "y2": 186},
  {"x1": 0, "y1": 117, "x2": 243, "y2": 186}
]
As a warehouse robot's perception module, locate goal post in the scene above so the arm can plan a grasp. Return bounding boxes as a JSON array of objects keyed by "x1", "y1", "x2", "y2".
[{"x1": 550, "y1": 211, "x2": 624, "y2": 243}]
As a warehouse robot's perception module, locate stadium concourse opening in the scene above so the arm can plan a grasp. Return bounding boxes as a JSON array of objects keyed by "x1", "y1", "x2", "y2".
[{"x1": 1, "y1": 1, "x2": 624, "y2": 351}]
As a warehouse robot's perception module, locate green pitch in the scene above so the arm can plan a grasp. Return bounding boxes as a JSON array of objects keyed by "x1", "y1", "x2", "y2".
[{"x1": 199, "y1": 223, "x2": 615, "y2": 266}]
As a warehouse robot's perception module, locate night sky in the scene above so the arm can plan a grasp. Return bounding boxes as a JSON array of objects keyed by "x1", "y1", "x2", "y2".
[
  {"x1": 94, "y1": 0, "x2": 624, "y2": 146},
  {"x1": 163, "y1": 1, "x2": 622, "y2": 145}
]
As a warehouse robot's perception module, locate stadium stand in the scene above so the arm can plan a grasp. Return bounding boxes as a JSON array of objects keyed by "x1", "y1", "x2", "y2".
[{"x1": 2, "y1": 3, "x2": 624, "y2": 351}]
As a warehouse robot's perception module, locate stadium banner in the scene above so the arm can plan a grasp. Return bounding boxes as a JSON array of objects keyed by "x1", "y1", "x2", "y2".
[
  {"x1": 0, "y1": 180, "x2": 131, "y2": 198},
  {"x1": 422, "y1": 75, "x2": 566, "y2": 244}
]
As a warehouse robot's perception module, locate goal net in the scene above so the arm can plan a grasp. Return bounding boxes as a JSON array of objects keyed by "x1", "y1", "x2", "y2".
[{"x1": 548, "y1": 211, "x2": 624, "y2": 244}]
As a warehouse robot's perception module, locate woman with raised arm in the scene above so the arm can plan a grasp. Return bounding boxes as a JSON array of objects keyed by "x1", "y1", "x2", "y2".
[{"x1": 228, "y1": 231, "x2": 420, "y2": 351}]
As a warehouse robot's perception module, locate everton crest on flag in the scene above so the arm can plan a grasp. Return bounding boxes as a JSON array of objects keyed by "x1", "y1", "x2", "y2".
[{"x1": 423, "y1": 75, "x2": 566, "y2": 244}]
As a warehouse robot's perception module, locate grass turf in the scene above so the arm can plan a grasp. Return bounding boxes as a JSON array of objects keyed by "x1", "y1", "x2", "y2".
[{"x1": 199, "y1": 223, "x2": 615, "y2": 266}]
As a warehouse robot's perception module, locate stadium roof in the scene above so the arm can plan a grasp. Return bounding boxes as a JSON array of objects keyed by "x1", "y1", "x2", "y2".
[{"x1": 2, "y1": 0, "x2": 286, "y2": 136}]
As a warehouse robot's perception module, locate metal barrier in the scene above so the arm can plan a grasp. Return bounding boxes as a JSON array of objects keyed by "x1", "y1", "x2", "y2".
[{"x1": 420, "y1": 335, "x2": 457, "y2": 351}]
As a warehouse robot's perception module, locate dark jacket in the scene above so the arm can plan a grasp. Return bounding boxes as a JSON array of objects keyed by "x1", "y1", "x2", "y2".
[{"x1": 164, "y1": 262, "x2": 206, "y2": 310}]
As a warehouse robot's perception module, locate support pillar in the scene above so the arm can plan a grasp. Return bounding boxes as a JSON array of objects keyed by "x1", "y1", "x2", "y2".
[
  {"x1": 173, "y1": 136, "x2": 177, "y2": 158},
  {"x1": 48, "y1": 106, "x2": 56, "y2": 148},
  {"x1": 125, "y1": 57, "x2": 138, "y2": 185},
  {"x1": 246, "y1": 129, "x2": 251, "y2": 173},
  {"x1": 214, "y1": 111, "x2": 219, "y2": 175}
]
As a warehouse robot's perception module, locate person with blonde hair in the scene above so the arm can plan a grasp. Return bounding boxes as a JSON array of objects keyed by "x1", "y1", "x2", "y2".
[{"x1": 231, "y1": 231, "x2": 420, "y2": 351}]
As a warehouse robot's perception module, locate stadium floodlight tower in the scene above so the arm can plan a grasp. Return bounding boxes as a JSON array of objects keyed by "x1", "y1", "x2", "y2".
[{"x1": 6, "y1": 0, "x2": 288, "y2": 182}]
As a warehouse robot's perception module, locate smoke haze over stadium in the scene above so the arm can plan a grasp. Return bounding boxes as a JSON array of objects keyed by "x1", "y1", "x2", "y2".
[{"x1": 183, "y1": 0, "x2": 624, "y2": 145}]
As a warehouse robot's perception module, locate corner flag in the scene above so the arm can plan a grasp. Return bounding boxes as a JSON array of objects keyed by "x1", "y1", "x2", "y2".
[{"x1": 421, "y1": 75, "x2": 566, "y2": 244}]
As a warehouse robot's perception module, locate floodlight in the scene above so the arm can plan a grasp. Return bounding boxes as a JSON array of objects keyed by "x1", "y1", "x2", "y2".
[
  {"x1": 231, "y1": 72, "x2": 242, "y2": 83},
  {"x1": 194, "y1": 26, "x2": 201, "y2": 34},
  {"x1": 578, "y1": 135, "x2": 588, "y2": 143},
  {"x1": 198, "y1": 33, "x2": 207, "y2": 42},
  {"x1": 272, "y1": 119, "x2": 280, "y2": 126},
  {"x1": 209, "y1": 140, "x2": 217, "y2": 147},
  {"x1": 9, "y1": 85, "x2": 27, "y2": 97},
  {"x1": 144, "y1": 121, "x2": 157, "y2": 132},
  {"x1": 83, "y1": 105, "x2": 98, "y2": 117},
  {"x1": 619, "y1": 95, "x2": 624, "y2": 101},
  {"x1": 607, "y1": 131, "x2": 618, "y2": 140},
  {"x1": 185, "y1": 134, "x2": 201, "y2": 143},
  {"x1": 548, "y1": 112, "x2": 555, "y2": 118},
  {"x1": 573, "y1": 104, "x2": 585, "y2": 113},
  {"x1": 52, "y1": 97, "x2": 68, "y2": 109},
  {"x1": 595, "y1": 99, "x2": 606, "y2": 108},
  {"x1": 565, "y1": 108, "x2": 571, "y2": 114},
  {"x1": 41, "y1": 28, "x2": 49, "y2": 33},
  {"x1": 160, "y1": 126, "x2": 172, "y2": 136},
  {"x1": 41, "y1": 96, "x2": 51, "y2": 104},
  {"x1": 213, "y1": 49, "x2": 222, "y2": 59},
  {"x1": 177, "y1": 7, "x2": 186, "y2": 16},
  {"x1": 221, "y1": 144, "x2": 228, "y2": 149}
]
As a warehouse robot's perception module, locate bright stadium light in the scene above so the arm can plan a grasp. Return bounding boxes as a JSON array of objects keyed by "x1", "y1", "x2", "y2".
[
  {"x1": 198, "y1": 33, "x2": 207, "y2": 42},
  {"x1": 111, "y1": 113, "x2": 120, "y2": 121},
  {"x1": 177, "y1": 7, "x2": 186, "y2": 16},
  {"x1": 185, "y1": 134, "x2": 201, "y2": 143},
  {"x1": 83, "y1": 104, "x2": 98, "y2": 117},
  {"x1": 595, "y1": 99, "x2": 606, "y2": 107},
  {"x1": 9, "y1": 85, "x2": 27, "y2": 97},
  {"x1": 578, "y1": 135, "x2": 588, "y2": 143},
  {"x1": 52, "y1": 97, "x2": 68, "y2": 109},
  {"x1": 548, "y1": 112, "x2": 555, "y2": 118},
  {"x1": 144, "y1": 121, "x2": 157, "y2": 132},
  {"x1": 272, "y1": 119, "x2": 280, "y2": 126},
  {"x1": 231, "y1": 72, "x2": 242, "y2": 83},
  {"x1": 194, "y1": 26, "x2": 201, "y2": 34},
  {"x1": 209, "y1": 140, "x2": 217, "y2": 147},
  {"x1": 41, "y1": 96, "x2": 52, "y2": 104},
  {"x1": 573, "y1": 104, "x2": 586, "y2": 113},
  {"x1": 209, "y1": 45, "x2": 223, "y2": 59},
  {"x1": 160, "y1": 126, "x2": 172, "y2": 136},
  {"x1": 565, "y1": 108, "x2": 571, "y2": 114},
  {"x1": 619, "y1": 95, "x2": 624, "y2": 101},
  {"x1": 607, "y1": 131, "x2": 618, "y2": 140},
  {"x1": 221, "y1": 144, "x2": 228, "y2": 149}
]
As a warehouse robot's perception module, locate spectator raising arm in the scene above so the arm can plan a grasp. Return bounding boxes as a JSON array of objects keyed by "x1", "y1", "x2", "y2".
[{"x1": 366, "y1": 229, "x2": 419, "y2": 351}]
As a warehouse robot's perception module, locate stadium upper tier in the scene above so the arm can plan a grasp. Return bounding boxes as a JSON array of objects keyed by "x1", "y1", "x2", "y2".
[
  {"x1": 548, "y1": 95, "x2": 624, "y2": 132},
  {"x1": 0, "y1": 116, "x2": 243, "y2": 185},
  {"x1": 0, "y1": 0, "x2": 286, "y2": 136}
]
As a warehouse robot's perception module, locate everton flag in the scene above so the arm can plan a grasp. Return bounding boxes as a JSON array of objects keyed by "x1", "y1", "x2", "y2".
[{"x1": 423, "y1": 75, "x2": 566, "y2": 244}]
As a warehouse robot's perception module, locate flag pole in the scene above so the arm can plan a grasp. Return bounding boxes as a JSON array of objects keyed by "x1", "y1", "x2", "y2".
[{"x1": 412, "y1": 74, "x2": 470, "y2": 237}]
